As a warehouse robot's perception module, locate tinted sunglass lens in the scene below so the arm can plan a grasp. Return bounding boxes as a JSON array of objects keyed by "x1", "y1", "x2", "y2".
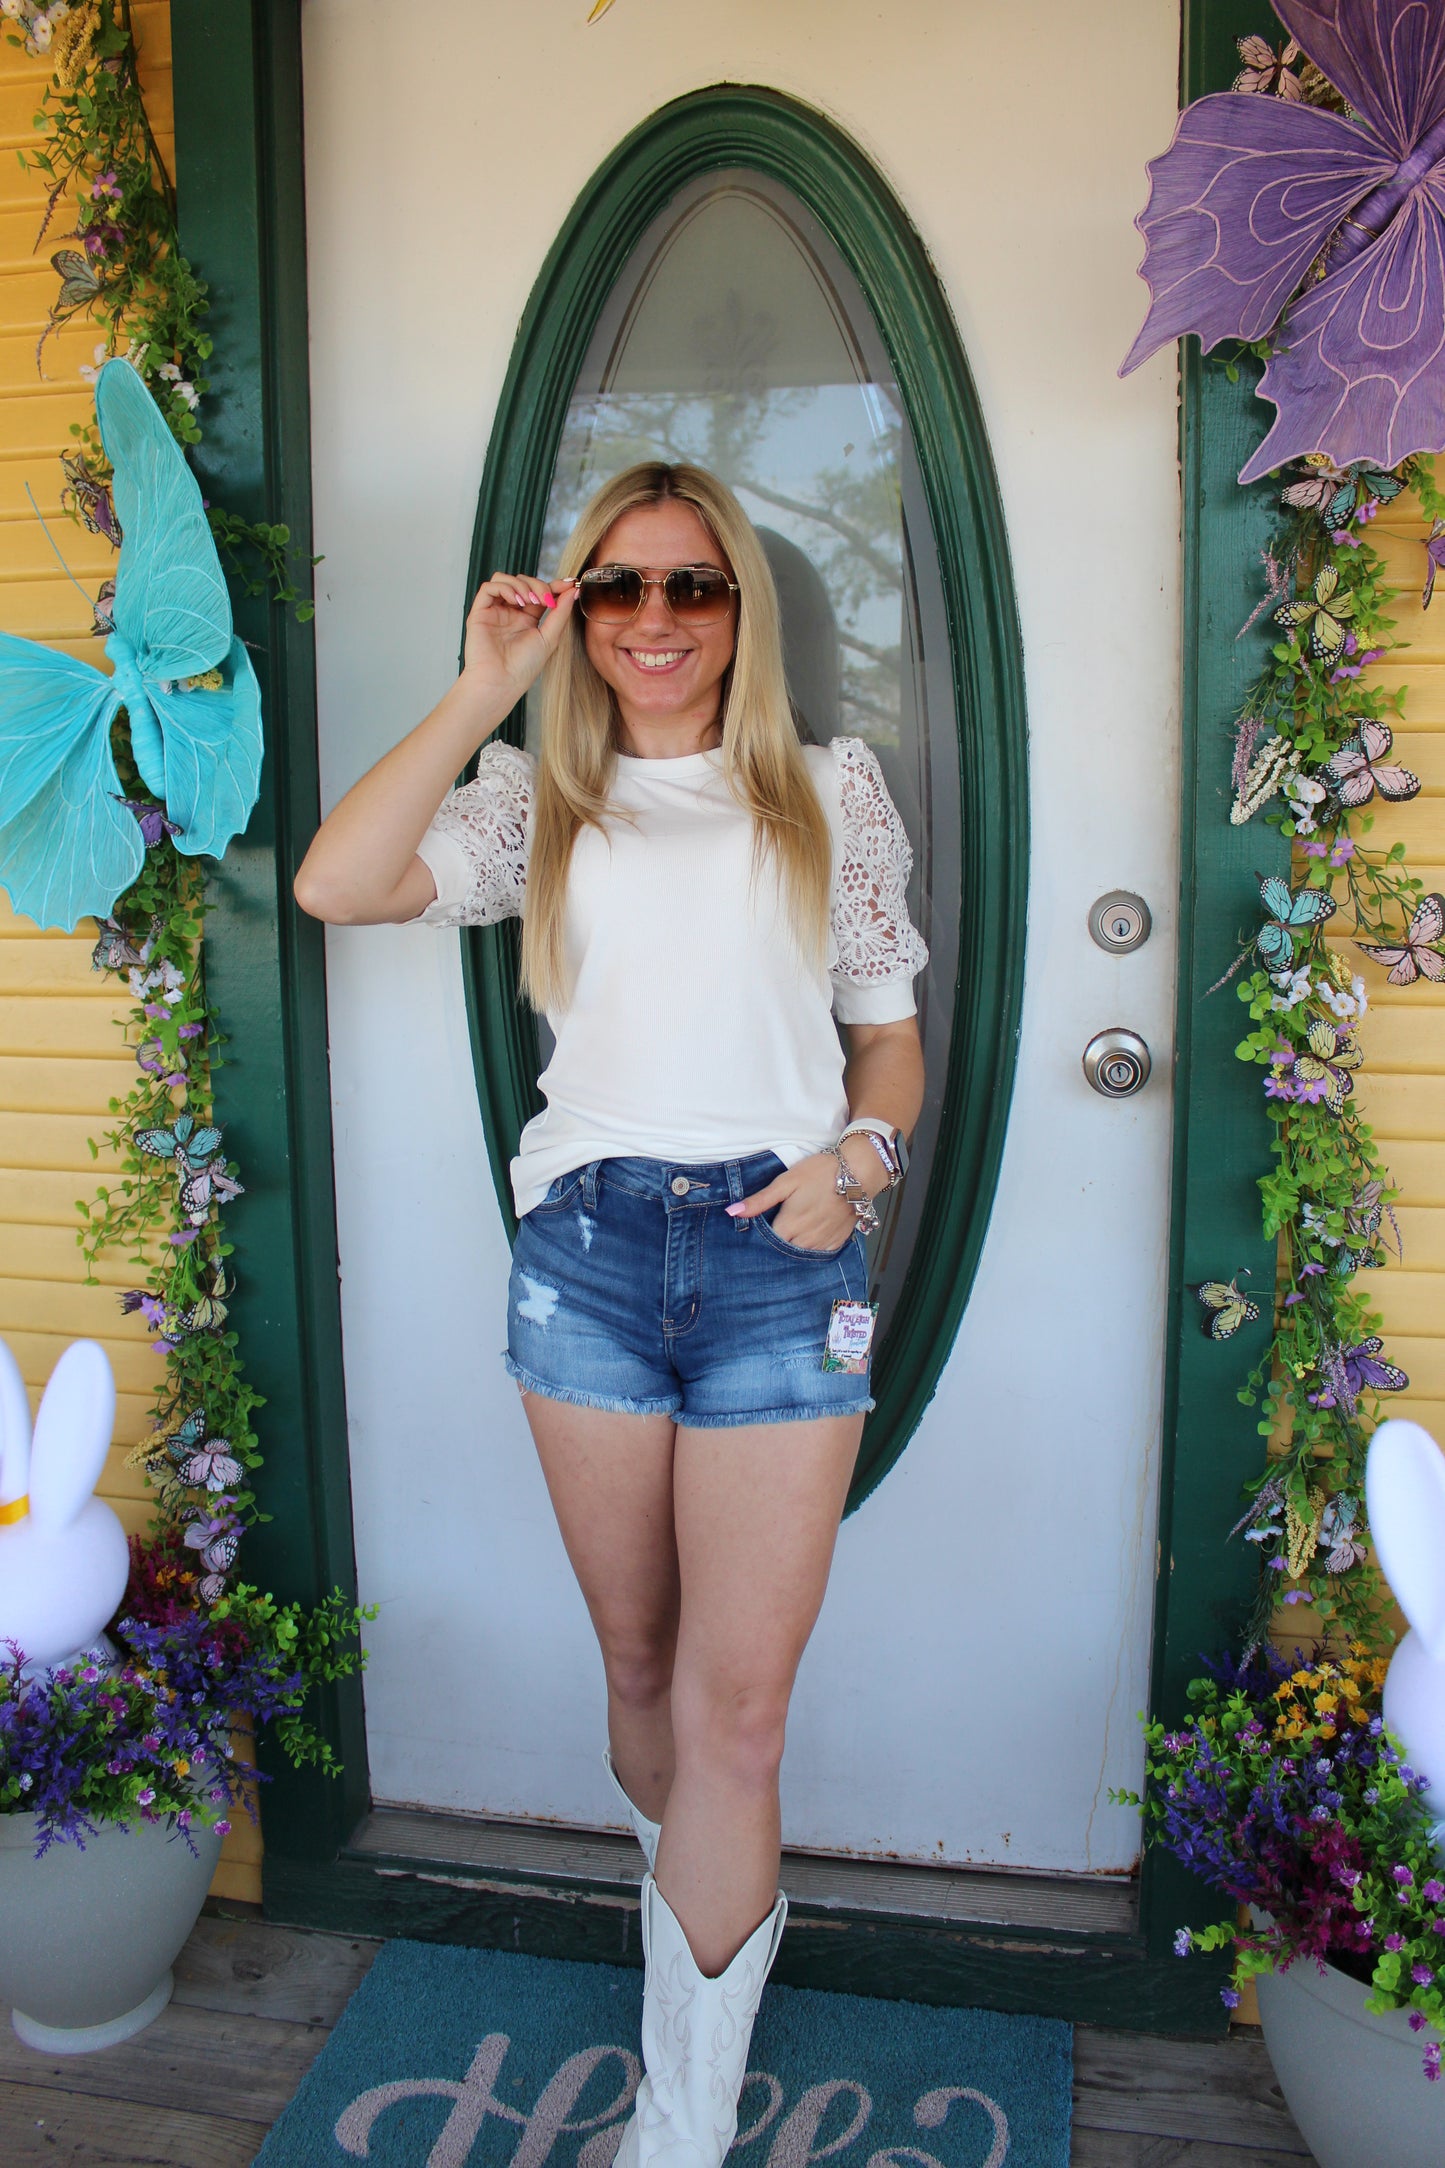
[
  {"x1": 665, "y1": 568, "x2": 733, "y2": 619},
  {"x1": 579, "y1": 569, "x2": 644, "y2": 621}
]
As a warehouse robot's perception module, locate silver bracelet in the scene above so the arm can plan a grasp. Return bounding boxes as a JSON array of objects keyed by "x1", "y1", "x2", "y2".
[
  {"x1": 825, "y1": 1143, "x2": 881, "y2": 1236},
  {"x1": 838, "y1": 1125, "x2": 902, "y2": 1190}
]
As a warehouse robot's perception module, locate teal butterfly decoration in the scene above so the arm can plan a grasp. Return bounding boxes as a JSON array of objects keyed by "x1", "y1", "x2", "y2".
[
  {"x1": 0, "y1": 358, "x2": 262, "y2": 930},
  {"x1": 1256, "y1": 873, "x2": 1336, "y2": 969}
]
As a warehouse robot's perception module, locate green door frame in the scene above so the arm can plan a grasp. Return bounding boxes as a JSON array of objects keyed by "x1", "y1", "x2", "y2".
[
  {"x1": 459, "y1": 84, "x2": 1028, "y2": 1514},
  {"x1": 171, "y1": 0, "x2": 1282, "y2": 2031}
]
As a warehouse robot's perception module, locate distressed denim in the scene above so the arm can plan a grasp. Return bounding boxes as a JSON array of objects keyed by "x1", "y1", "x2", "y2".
[{"x1": 505, "y1": 1152, "x2": 875, "y2": 1428}]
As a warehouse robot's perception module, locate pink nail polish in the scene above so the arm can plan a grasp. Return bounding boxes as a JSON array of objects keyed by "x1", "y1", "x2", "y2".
[
  {"x1": 726, "y1": 1203, "x2": 745, "y2": 1217},
  {"x1": 543, "y1": 594, "x2": 556, "y2": 609}
]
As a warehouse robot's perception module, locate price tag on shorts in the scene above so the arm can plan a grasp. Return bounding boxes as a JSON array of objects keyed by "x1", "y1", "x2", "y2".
[{"x1": 822, "y1": 1299, "x2": 878, "y2": 1374}]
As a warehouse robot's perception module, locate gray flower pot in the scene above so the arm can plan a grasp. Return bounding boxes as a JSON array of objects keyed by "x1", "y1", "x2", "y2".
[
  {"x1": 0, "y1": 1808, "x2": 221, "y2": 2052},
  {"x1": 1256, "y1": 1952, "x2": 1445, "y2": 2168}
]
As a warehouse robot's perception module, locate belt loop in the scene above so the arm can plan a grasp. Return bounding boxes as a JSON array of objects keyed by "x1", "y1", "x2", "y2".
[
  {"x1": 583, "y1": 1160, "x2": 601, "y2": 1210},
  {"x1": 725, "y1": 1159, "x2": 745, "y2": 1203}
]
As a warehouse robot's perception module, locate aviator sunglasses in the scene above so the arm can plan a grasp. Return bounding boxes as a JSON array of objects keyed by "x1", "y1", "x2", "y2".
[{"x1": 575, "y1": 562, "x2": 740, "y2": 627}]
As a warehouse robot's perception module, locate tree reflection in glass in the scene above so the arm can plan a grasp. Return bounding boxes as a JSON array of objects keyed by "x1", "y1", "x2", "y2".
[{"x1": 532, "y1": 171, "x2": 962, "y2": 1340}]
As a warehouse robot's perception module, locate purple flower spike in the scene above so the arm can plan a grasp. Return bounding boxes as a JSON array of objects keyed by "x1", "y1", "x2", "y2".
[
  {"x1": 1220, "y1": 1987, "x2": 1241, "y2": 2010},
  {"x1": 1413, "y1": 1963, "x2": 1435, "y2": 1985},
  {"x1": 1425, "y1": 1880, "x2": 1445, "y2": 1902},
  {"x1": 1394, "y1": 1864, "x2": 1415, "y2": 1885},
  {"x1": 1386, "y1": 1933, "x2": 1406, "y2": 1951}
]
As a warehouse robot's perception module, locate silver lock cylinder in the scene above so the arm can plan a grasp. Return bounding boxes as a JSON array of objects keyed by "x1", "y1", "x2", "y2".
[
  {"x1": 1083, "y1": 1028, "x2": 1151, "y2": 1097},
  {"x1": 1089, "y1": 891, "x2": 1152, "y2": 954}
]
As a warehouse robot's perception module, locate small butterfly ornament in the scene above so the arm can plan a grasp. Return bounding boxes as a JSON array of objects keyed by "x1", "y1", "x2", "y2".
[
  {"x1": 178, "y1": 1265, "x2": 230, "y2": 1337},
  {"x1": 134, "y1": 1111, "x2": 244, "y2": 1224},
  {"x1": 1343, "y1": 1337, "x2": 1410, "y2": 1402},
  {"x1": 59, "y1": 451, "x2": 120, "y2": 547},
  {"x1": 1424, "y1": 519, "x2": 1445, "y2": 609},
  {"x1": 1281, "y1": 458, "x2": 1403, "y2": 530},
  {"x1": 1275, "y1": 563, "x2": 1356, "y2": 666},
  {"x1": 165, "y1": 1410, "x2": 243, "y2": 1494},
  {"x1": 1293, "y1": 1017, "x2": 1364, "y2": 1114},
  {"x1": 90, "y1": 911, "x2": 159, "y2": 974},
  {"x1": 0, "y1": 358, "x2": 263, "y2": 930},
  {"x1": 183, "y1": 1515, "x2": 241, "y2": 1604},
  {"x1": 1256, "y1": 873, "x2": 1336, "y2": 968},
  {"x1": 1357, "y1": 892, "x2": 1445, "y2": 985},
  {"x1": 1318, "y1": 1493, "x2": 1368, "y2": 1575},
  {"x1": 1191, "y1": 1273, "x2": 1261, "y2": 1340},
  {"x1": 1322, "y1": 719, "x2": 1420, "y2": 809}
]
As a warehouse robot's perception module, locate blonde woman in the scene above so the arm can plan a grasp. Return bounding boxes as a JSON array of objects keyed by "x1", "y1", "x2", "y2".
[{"x1": 295, "y1": 464, "x2": 926, "y2": 2168}]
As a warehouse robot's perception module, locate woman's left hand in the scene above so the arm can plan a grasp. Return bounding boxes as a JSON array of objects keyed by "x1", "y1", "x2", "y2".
[{"x1": 727, "y1": 1150, "x2": 875, "y2": 1250}]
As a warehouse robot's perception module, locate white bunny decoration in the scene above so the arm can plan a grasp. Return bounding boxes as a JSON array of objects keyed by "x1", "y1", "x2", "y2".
[
  {"x1": 0, "y1": 1334, "x2": 129, "y2": 1673},
  {"x1": 1365, "y1": 1416, "x2": 1445, "y2": 1852}
]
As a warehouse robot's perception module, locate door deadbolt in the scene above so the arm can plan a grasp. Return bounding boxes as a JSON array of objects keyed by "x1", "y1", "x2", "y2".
[
  {"x1": 1083, "y1": 1028, "x2": 1151, "y2": 1098},
  {"x1": 1089, "y1": 891, "x2": 1152, "y2": 954}
]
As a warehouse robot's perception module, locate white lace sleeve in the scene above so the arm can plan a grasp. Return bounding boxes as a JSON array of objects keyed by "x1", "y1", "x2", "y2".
[
  {"x1": 414, "y1": 742, "x2": 533, "y2": 929},
  {"x1": 827, "y1": 737, "x2": 929, "y2": 1024}
]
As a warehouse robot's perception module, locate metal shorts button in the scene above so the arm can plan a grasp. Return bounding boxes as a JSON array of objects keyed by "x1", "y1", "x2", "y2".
[{"x1": 670, "y1": 1176, "x2": 691, "y2": 1196}]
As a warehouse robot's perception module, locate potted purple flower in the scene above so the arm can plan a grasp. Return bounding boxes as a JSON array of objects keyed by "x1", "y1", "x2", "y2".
[
  {"x1": 0, "y1": 1534, "x2": 367, "y2": 2053},
  {"x1": 1123, "y1": 1646, "x2": 1445, "y2": 2168}
]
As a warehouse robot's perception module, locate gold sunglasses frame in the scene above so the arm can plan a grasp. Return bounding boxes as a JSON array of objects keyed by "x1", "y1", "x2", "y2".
[{"x1": 575, "y1": 562, "x2": 740, "y2": 625}]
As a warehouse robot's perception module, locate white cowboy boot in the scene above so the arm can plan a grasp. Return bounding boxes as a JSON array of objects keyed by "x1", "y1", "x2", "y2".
[
  {"x1": 614, "y1": 1873, "x2": 788, "y2": 2168},
  {"x1": 604, "y1": 1747, "x2": 663, "y2": 1871}
]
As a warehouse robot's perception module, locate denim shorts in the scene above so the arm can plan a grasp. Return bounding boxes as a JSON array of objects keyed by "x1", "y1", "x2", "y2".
[{"x1": 505, "y1": 1152, "x2": 875, "y2": 1428}]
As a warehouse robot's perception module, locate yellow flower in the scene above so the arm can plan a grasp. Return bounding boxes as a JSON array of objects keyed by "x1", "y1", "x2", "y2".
[
  {"x1": 173, "y1": 1759, "x2": 189, "y2": 1778},
  {"x1": 49, "y1": 1, "x2": 99, "y2": 90}
]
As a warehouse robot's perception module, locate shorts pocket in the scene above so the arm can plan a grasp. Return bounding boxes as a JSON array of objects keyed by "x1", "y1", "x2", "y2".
[
  {"x1": 526, "y1": 1167, "x2": 588, "y2": 1214},
  {"x1": 753, "y1": 1211, "x2": 857, "y2": 1262}
]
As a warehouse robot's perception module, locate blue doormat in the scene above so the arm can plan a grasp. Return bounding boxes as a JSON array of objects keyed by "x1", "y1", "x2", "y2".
[{"x1": 252, "y1": 1937, "x2": 1071, "y2": 2168}]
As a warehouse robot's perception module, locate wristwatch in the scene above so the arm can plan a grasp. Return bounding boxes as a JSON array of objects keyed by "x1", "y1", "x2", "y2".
[{"x1": 839, "y1": 1118, "x2": 909, "y2": 1185}]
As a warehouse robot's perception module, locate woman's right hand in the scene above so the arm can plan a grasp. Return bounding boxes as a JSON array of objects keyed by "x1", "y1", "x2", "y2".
[{"x1": 461, "y1": 571, "x2": 579, "y2": 707}]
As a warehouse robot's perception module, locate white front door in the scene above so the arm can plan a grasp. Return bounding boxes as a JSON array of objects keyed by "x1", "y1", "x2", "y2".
[{"x1": 303, "y1": 0, "x2": 1183, "y2": 1873}]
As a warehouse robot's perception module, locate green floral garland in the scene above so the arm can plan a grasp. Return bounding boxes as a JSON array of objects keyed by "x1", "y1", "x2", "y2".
[
  {"x1": 6, "y1": 1, "x2": 305, "y2": 1608},
  {"x1": 1205, "y1": 40, "x2": 1445, "y2": 1650}
]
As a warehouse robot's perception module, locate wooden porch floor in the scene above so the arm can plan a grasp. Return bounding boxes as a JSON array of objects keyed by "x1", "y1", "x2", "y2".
[{"x1": 0, "y1": 1909, "x2": 1318, "y2": 2166}]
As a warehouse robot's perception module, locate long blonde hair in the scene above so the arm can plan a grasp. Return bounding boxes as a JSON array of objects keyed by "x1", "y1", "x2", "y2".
[{"x1": 520, "y1": 462, "x2": 832, "y2": 1011}]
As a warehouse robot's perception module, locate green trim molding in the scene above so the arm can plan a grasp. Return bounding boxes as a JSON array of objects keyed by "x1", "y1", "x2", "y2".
[
  {"x1": 171, "y1": 0, "x2": 368, "y2": 1858},
  {"x1": 459, "y1": 84, "x2": 1030, "y2": 1513},
  {"x1": 1139, "y1": 0, "x2": 1292, "y2": 1976}
]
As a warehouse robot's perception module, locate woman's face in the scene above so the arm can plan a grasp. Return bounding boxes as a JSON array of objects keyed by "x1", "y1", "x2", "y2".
[{"x1": 581, "y1": 499, "x2": 738, "y2": 744}]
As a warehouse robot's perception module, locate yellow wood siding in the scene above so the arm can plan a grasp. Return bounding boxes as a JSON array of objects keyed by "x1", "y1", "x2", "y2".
[
  {"x1": 1354, "y1": 505, "x2": 1445, "y2": 1456},
  {"x1": 0, "y1": 10, "x2": 258, "y2": 1903}
]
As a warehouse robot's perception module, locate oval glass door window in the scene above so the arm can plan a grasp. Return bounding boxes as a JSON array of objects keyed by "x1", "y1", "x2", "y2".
[{"x1": 530, "y1": 169, "x2": 961, "y2": 1344}]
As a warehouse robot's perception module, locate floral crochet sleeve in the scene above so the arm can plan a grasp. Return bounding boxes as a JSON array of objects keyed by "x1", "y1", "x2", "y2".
[
  {"x1": 414, "y1": 741, "x2": 533, "y2": 928},
  {"x1": 827, "y1": 738, "x2": 929, "y2": 1024}
]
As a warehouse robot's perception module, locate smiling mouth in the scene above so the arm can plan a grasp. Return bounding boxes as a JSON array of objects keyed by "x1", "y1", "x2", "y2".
[{"x1": 624, "y1": 648, "x2": 691, "y2": 671}]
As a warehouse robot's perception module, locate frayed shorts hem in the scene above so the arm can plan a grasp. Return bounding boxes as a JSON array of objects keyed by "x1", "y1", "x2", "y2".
[
  {"x1": 504, "y1": 1357, "x2": 681, "y2": 1419},
  {"x1": 679, "y1": 1398, "x2": 875, "y2": 1429},
  {"x1": 504, "y1": 1357, "x2": 872, "y2": 1427}
]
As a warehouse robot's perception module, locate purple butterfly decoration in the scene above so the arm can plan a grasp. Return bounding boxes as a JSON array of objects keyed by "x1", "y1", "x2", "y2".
[
  {"x1": 119, "y1": 796, "x2": 180, "y2": 849},
  {"x1": 1342, "y1": 1334, "x2": 1410, "y2": 1403},
  {"x1": 1121, "y1": 0, "x2": 1445, "y2": 480}
]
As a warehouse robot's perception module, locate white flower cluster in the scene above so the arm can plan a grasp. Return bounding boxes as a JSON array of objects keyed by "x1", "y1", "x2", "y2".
[
  {"x1": 127, "y1": 959, "x2": 186, "y2": 1006},
  {"x1": 156, "y1": 359, "x2": 200, "y2": 412},
  {"x1": 1270, "y1": 966, "x2": 1367, "y2": 1019},
  {"x1": 2, "y1": 0, "x2": 70, "y2": 55},
  {"x1": 1281, "y1": 768, "x2": 1328, "y2": 835}
]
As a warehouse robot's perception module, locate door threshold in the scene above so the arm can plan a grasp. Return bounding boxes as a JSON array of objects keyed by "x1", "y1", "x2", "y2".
[{"x1": 348, "y1": 1806, "x2": 1137, "y2": 1940}]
